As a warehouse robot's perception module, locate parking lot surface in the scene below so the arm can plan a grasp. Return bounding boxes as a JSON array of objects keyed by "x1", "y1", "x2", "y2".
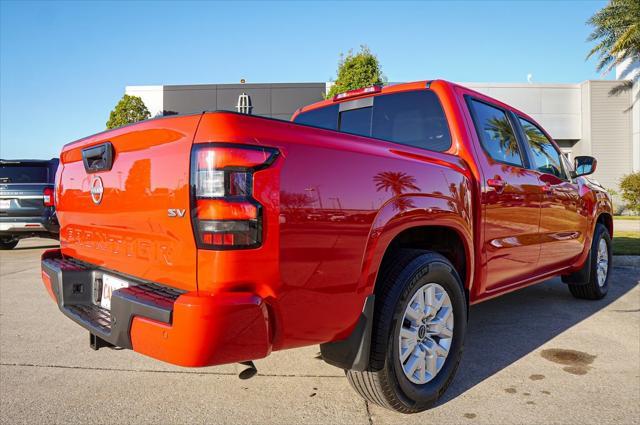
[{"x1": 1, "y1": 238, "x2": 639, "y2": 424}]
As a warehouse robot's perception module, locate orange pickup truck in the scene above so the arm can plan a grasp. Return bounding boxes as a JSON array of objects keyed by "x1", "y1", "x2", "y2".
[{"x1": 41, "y1": 80, "x2": 613, "y2": 413}]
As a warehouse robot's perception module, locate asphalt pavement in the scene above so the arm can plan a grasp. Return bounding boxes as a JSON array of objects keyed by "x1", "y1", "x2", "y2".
[{"x1": 1, "y1": 238, "x2": 638, "y2": 424}]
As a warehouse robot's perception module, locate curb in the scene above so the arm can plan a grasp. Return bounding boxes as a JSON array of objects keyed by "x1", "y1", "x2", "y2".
[{"x1": 614, "y1": 255, "x2": 640, "y2": 268}]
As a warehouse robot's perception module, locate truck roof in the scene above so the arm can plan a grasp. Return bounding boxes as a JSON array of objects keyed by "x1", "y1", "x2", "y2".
[
  {"x1": 292, "y1": 79, "x2": 534, "y2": 125},
  {"x1": 294, "y1": 80, "x2": 435, "y2": 117}
]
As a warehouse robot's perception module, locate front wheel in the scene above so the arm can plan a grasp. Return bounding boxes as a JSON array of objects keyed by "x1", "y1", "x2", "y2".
[
  {"x1": 346, "y1": 250, "x2": 467, "y2": 413},
  {"x1": 567, "y1": 223, "x2": 612, "y2": 300}
]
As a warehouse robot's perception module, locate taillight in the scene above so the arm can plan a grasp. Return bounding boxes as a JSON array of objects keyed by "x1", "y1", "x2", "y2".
[
  {"x1": 191, "y1": 144, "x2": 278, "y2": 250},
  {"x1": 43, "y1": 187, "x2": 54, "y2": 207}
]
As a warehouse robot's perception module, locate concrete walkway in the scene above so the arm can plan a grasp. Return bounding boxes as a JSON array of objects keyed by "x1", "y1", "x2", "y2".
[
  {"x1": 1, "y1": 239, "x2": 638, "y2": 424},
  {"x1": 614, "y1": 218, "x2": 640, "y2": 233}
]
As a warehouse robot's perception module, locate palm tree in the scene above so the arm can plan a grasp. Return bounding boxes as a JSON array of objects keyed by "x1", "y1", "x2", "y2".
[
  {"x1": 519, "y1": 122, "x2": 557, "y2": 162},
  {"x1": 485, "y1": 117, "x2": 519, "y2": 156},
  {"x1": 587, "y1": 0, "x2": 640, "y2": 95},
  {"x1": 374, "y1": 171, "x2": 420, "y2": 212},
  {"x1": 485, "y1": 117, "x2": 556, "y2": 164},
  {"x1": 374, "y1": 171, "x2": 420, "y2": 195}
]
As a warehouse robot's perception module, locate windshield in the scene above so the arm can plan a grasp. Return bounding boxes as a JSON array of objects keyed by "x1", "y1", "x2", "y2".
[{"x1": 0, "y1": 165, "x2": 50, "y2": 183}]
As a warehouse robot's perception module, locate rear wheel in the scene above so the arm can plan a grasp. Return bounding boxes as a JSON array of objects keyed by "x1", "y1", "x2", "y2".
[
  {"x1": 568, "y1": 224, "x2": 611, "y2": 300},
  {"x1": 0, "y1": 238, "x2": 19, "y2": 250},
  {"x1": 346, "y1": 250, "x2": 467, "y2": 413}
]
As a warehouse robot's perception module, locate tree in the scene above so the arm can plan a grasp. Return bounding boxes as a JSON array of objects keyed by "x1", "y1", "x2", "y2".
[
  {"x1": 587, "y1": 0, "x2": 640, "y2": 95},
  {"x1": 326, "y1": 45, "x2": 386, "y2": 99},
  {"x1": 106, "y1": 94, "x2": 151, "y2": 129},
  {"x1": 374, "y1": 171, "x2": 420, "y2": 212},
  {"x1": 619, "y1": 172, "x2": 640, "y2": 214}
]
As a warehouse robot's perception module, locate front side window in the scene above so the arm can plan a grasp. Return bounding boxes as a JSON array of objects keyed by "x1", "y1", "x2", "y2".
[
  {"x1": 469, "y1": 99, "x2": 523, "y2": 167},
  {"x1": 372, "y1": 90, "x2": 451, "y2": 152},
  {"x1": 293, "y1": 104, "x2": 339, "y2": 131},
  {"x1": 518, "y1": 117, "x2": 567, "y2": 180},
  {"x1": 339, "y1": 107, "x2": 372, "y2": 137}
]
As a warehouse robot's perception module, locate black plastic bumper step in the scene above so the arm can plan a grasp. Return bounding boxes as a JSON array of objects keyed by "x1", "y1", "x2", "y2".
[{"x1": 41, "y1": 250, "x2": 186, "y2": 349}]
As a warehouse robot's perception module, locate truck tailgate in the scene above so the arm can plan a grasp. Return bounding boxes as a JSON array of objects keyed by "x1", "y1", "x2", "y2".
[{"x1": 56, "y1": 115, "x2": 201, "y2": 292}]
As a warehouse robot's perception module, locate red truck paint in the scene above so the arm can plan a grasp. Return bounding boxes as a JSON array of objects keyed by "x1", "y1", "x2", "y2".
[{"x1": 41, "y1": 79, "x2": 613, "y2": 411}]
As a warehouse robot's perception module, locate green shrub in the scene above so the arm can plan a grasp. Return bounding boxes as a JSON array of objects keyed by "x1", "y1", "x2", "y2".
[
  {"x1": 619, "y1": 172, "x2": 640, "y2": 214},
  {"x1": 106, "y1": 94, "x2": 150, "y2": 129},
  {"x1": 326, "y1": 45, "x2": 386, "y2": 99}
]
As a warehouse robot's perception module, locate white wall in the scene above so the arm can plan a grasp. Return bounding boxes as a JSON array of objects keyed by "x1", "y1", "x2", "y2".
[
  {"x1": 460, "y1": 83, "x2": 582, "y2": 141},
  {"x1": 633, "y1": 80, "x2": 639, "y2": 173},
  {"x1": 125, "y1": 85, "x2": 164, "y2": 117},
  {"x1": 615, "y1": 58, "x2": 640, "y2": 173}
]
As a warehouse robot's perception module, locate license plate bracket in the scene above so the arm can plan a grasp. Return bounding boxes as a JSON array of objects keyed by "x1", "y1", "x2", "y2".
[{"x1": 99, "y1": 274, "x2": 134, "y2": 310}]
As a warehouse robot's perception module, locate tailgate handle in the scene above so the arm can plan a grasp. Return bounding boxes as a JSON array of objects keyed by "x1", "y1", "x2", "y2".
[{"x1": 82, "y1": 142, "x2": 114, "y2": 173}]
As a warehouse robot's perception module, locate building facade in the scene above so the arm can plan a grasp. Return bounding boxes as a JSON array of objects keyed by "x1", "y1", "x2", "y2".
[{"x1": 127, "y1": 77, "x2": 639, "y2": 199}]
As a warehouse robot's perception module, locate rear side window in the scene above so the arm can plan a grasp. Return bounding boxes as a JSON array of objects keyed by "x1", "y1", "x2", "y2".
[
  {"x1": 0, "y1": 165, "x2": 49, "y2": 183},
  {"x1": 372, "y1": 90, "x2": 451, "y2": 152},
  {"x1": 468, "y1": 99, "x2": 523, "y2": 167},
  {"x1": 518, "y1": 117, "x2": 567, "y2": 180},
  {"x1": 293, "y1": 105, "x2": 338, "y2": 131},
  {"x1": 339, "y1": 107, "x2": 372, "y2": 137}
]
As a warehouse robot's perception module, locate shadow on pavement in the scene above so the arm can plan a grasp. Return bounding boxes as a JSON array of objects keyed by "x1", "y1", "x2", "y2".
[{"x1": 440, "y1": 267, "x2": 639, "y2": 404}]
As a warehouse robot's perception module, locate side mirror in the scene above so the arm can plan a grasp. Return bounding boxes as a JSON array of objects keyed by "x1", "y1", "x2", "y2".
[{"x1": 574, "y1": 156, "x2": 597, "y2": 177}]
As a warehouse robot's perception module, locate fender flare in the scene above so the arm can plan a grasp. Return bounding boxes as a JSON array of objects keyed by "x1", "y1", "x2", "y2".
[{"x1": 320, "y1": 194, "x2": 473, "y2": 371}]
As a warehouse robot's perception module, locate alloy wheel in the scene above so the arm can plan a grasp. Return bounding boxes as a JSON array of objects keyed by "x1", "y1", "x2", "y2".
[
  {"x1": 596, "y1": 238, "x2": 609, "y2": 287},
  {"x1": 398, "y1": 283, "x2": 454, "y2": 384}
]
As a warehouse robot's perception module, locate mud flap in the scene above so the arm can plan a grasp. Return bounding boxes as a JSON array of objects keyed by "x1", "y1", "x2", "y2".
[
  {"x1": 561, "y1": 252, "x2": 591, "y2": 285},
  {"x1": 319, "y1": 295, "x2": 375, "y2": 371}
]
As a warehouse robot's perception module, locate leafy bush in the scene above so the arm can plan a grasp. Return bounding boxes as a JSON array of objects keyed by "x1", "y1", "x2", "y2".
[
  {"x1": 326, "y1": 45, "x2": 386, "y2": 99},
  {"x1": 619, "y1": 172, "x2": 640, "y2": 214},
  {"x1": 106, "y1": 94, "x2": 150, "y2": 129}
]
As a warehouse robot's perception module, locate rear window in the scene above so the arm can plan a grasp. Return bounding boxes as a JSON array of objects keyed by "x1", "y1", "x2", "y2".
[
  {"x1": 0, "y1": 165, "x2": 49, "y2": 183},
  {"x1": 339, "y1": 107, "x2": 372, "y2": 137},
  {"x1": 372, "y1": 91, "x2": 451, "y2": 152},
  {"x1": 294, "y1": 90, "x2": 451, "y2": 153},
  {"x1": 294, "y1": 104, "x2": 338, "y2": 130}
]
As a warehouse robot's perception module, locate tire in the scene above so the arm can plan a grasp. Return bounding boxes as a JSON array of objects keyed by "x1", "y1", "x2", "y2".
[
  {"x1": 0, "y1": 238, "x2": 19, "y2": 250},
  {"x1": 346, "y1": 249, "x2": 467, "y2": 413},
  {"x1": 568, "y1": 223, "x2": 612, "y2": 300}
]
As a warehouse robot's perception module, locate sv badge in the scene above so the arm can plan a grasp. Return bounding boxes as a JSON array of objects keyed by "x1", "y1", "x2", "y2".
[{"x1": 168, "y1": 209, "x2": 186, "y2": 218}]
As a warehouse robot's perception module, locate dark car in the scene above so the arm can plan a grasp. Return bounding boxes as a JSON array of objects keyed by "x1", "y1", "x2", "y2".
[{"x1": 0, "y1": 158, "x2": 59, "y2": 249}]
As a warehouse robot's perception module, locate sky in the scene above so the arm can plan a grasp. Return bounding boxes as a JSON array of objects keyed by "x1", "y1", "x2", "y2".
[{"x1": 1, "y1": 0, "x2": 610, "y2": 160}]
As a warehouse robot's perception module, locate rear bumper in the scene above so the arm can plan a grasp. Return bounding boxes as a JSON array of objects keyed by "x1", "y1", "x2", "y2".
[
  {"x1": 0, "y1": 221, "x2": 45, "y2": 232},
  {"x1": 0, "y1": 213, "x2": 59, "y2": 237},
  {"x1": 41, "y1": 249, "x2": 271, "y2": 367}
]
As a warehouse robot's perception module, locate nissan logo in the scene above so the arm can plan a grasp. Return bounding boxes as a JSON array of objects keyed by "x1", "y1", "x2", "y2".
[{"x1": 90, "y1": 176, "x2": 104, "y2": 205}]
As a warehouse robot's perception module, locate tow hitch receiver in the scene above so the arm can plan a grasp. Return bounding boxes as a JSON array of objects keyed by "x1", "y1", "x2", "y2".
[{"x1": 90, "y1": 333, "x2": 114, "y2": 350}]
